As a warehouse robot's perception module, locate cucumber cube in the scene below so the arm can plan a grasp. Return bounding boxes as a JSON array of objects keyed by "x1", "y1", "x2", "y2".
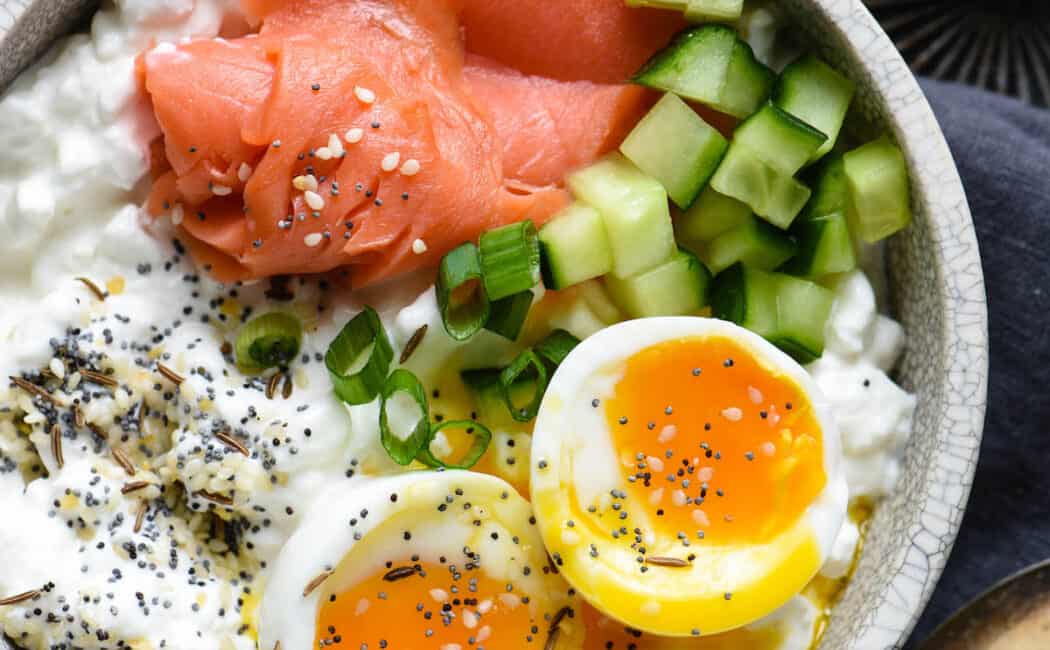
[
  {"x1": 606, "y1": 249, "x2": 711, "y2": 318},
  {"x1": 843, "y1": 138, "x2": 913, "y2": 242},
  {"x1": 685, "y1": 0, "x2": 744, "y2": 22},
  {"x1": 620, "y1": 93, "x2": 729, "y2": 210},
  {"x1": 774, "y1": 55, "x2": 856, "y2": 162},
  {"x1": 711, "y1": 263, "x2": 834, "y2": 363},
  {"x1": 712, "y1": 39, "x2": 775, "y2": 118},
  {"x1": 633, "y1": 26, "x2": 736, "y2": 110},
  {"x1": 568, "y1": 153, "x2": 676, "y2": 278},
  {"x1": 733, "y1": 104, "x2": 827, "y2": 175},
  {"x1": 802, "y1": 155, "x2": 849, "y2": 219},
  {"x1": 676, "y1": 186, "x2": 752, "y2": 247},
  {"x1": 770, "y1": 274, "x2": 835, "y2": 363},
  {"x1": 701, "y1": 215, "x2": 798, "y2": 274},
  {"x1": 780, "y1": 211, "x2": 856, "y2": 278},
  {"x1": 538, "y1": 204, "x2": 613, "y2": 290},
  {"x1": 710, "y1": 144, "x2": 812, "y2": 229}
]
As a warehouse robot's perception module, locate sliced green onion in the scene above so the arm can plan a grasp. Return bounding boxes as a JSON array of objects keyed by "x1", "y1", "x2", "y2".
[
  {"x1": 235, "y1": 312, "x2": 302, "y2": 370},
  {"x1": 325, "y1": 306, "x2": 393, "y2": 405},
  {"x1": 417, "y1": 420, "x2": 493, "y2": 469},
  {"x1": 437, "y1": 243, "x2": 490, "y2": 341},
  {"x1": 379, "y1": 369, "x2": 430, "y2": 465},
  {"x1": 499, "y1": 350, "x2": 549, "y2": 422},
  {"x1": 535, "y1": 329, "x2": 582, "y2": 367},
  {"x1": 484, "y1": 290, "x2": 533, "y2": 341},
  {"x1": 479, "y1": 221, "x2": 541, "y2": 301}
]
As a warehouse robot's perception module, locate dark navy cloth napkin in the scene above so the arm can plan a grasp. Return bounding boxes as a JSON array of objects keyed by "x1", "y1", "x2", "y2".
[{"x1": 907, "y1": 79, "x2": 1050, "y2": 645}]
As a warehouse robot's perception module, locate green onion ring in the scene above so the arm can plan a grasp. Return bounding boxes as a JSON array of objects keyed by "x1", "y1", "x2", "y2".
[
  {"x1": 379, "y1": 369, "x2": 431, "y2": 465},
  {"x1": 534, "y1": 329, "x2": 582, "y2": 367},
  {"x1": 499, "y1": 350, "x2": 550, "y2": 422},
  {"x1": 417, "y1": 420, "x2": 493, "y2": 470},
  {"x1": 325, "y1": 306, "x2": 393, "y2": 405},
  {"x1": 235, "y1": 312, "x2": 302, "y2": 371},
  {"x1": 436, "y1": 242, "x2": 491, "y2": 341},
  {"x1": 479, "y1": 221, "x2": 541, "y2": 301},
  {"x1": 484, "y1": 289, "x2": 533, "y2": 341}
]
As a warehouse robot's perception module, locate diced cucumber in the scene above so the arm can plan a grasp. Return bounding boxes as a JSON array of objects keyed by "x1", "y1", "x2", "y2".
[
  {"x1": 620, "y1": 93, "x2": 729, "y2": 209},
  {"x1": 710, "y1": 263, "x2": 779, "y2": 339},
  {"x1": 769, "y1": 273, "x2": 835, "y2": 363},
  {"x1": 605, "y1": 249, "x2": 711, "y2": 318},
  {"x1": 710, "y1": 263, "x2": 834, "y2": 363},
  {"x1": 715, "y1": 40, "x2": 776, "y2": 118},
  {"x1": 710, "y1": 143, "x2": 812, "y2": 229},
  {"x1": 676, "y1": 186, "x2": 752, "y2": 248},
  {"x1": 733, "y1": 103, "x2": 827, "y2": 175},
  {"x1": 567, "y1": 153, "x2": 676, "y2": 277},
  {"x1": 773, "y1": 55, "x2": 855, "y2": 162},
  {"x1": 779, "y1": 212, "x2": 856, "y2": 278},
  {"x1": 700, "y1": 215, "x2": 798, "y2": 274},
  {"x1": 632, "y1": 26, "x2": 773, "y2": 119},
  {"x1": 843, "y1": 137, "x2": 913, "y2": 242},
  {"x1": 538, "y1": 203, "x2": 613, "y2": 290},
  {"x1": 801, "y1": 155, "x2": 849, "y2": 219},
  {"x1": 685, "y1": 0, "x2": 744, "y2": 22}
]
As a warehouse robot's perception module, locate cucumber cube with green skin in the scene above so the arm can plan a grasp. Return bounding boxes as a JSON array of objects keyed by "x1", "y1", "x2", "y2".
[
  {"x1": 712, "y1": 40, "x2": 775, "y2": 118},
  {"x1": 801, "y1": 155, "x2": 850, "y2": 219},
  {"x1": 774, "y1": 55, "x2": 856, "y2": 162},
  {"x1": 632, "y1": 26, "x2": 773, "y2": 119},
  {"x1": 676, "y1": 186, "x2": 752, "y2": 249},
  {"x1": 780, "y1": 211, "x2": 856, "y2": 278},
  {"x1": 685, "y1": 0, "x2": 744, "y2": 22},
  {"x1": 710, "y1": 143, "x2": 812, "y2": 229},
  {"x1": 568, "y1": 153, "x2": 675, "y2": 278},
  {"x1": 538, "y1": 203, "x2": 613, "y2": 290},
  {"x1": 700, "y1": 215, "x2": 798, "y2": 274},
  {"x1": 843, "y1": 137, "x2": 913, "y2": 242},
  {"x1": 605, "y1": 249, "x2": 711, "y2": 318},
  {"x1": 733, "y1": 103, "x2": 827, "y2": 176},
  {"x1": 710, "y1": 263, "x2": 834, "y2": 363},
  {"x1": 620, "y1": 93, "x2": 729, "y2": 210}
]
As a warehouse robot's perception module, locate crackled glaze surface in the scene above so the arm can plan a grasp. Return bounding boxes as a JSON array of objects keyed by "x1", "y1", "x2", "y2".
[{"x1": 0, "y1": 1, "x2": 988, "y2": 649}]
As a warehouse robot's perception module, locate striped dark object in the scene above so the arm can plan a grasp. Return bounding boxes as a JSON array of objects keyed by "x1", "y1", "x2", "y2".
[{"x1": 865, "y1": 0, "x2": 1050, "y2": 106}]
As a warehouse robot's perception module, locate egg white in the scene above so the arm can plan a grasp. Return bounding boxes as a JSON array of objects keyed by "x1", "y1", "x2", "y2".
[
  {"x1": 530, "y1": 317, "x2": 848, "y2": 637},
  {"x1": 258, "y1": 470, "x2": 584, "y2": 650}
]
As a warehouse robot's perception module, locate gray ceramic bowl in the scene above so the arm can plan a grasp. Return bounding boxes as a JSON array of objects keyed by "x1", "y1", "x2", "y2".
[{"x1": 0, "y1": 1, "x2": 989, "y2": 648}]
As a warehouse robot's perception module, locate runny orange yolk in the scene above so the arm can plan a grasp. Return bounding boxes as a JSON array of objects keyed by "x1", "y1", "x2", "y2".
[
  {"x1": 604, "y1": 335, "x2": 826, "y2": 547},
  {"x1": 582, "y1": 602, "x2": 786, "y2": 649},
  {"x1": 314, "y1": 561, "x2": 543, "y2": 648}
]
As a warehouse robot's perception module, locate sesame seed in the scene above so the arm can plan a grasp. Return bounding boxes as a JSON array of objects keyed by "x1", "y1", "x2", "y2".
[
  {"x1": 354, "y1": 86, "x2": 376, "y2": 104},
  {"x1": 400, "y1": 159, "x2": 421, "y2": 176},
  {"x1": 304, "y1": 233, "x2": 323, "y2": 247},
  {"x1": 412, "y1": 239, "x2": 428, "y2": 255},
  {"x1": 238, "y1": 163, "x2": 253, "y2": 182},
  {"x1": 721, "y1": 407, "x2": 743, "y2": 422},
  {"x1": 345, "y1": 128, "x2": 364, "y2": 144},
  {"x1": 381, "y1": 152, "x2": 401, "y2": 172},
  {"x1": 315, "y1": 147, "x2": 333, "y2": 160},
  {"x1": 292, "y1": 175, "x2": 318, "y2": 192},
  {"x1": 211, "y1": 184, "x2": 232, "y2": 196},
  {"x1": 304, "y1": 191, "x2": 325, "y2": 211},
  {"x1": 328, "y1": 133, "x2": 345, "y2": 157},
  {"x1": 171, "y1": 204, "x2": 184, "y2": 225}
]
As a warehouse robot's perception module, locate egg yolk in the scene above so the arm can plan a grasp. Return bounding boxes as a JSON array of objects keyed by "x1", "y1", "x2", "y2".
[
  {"x1": 582, "y1": 602, "x2": 785, "y2": 649},
  {"x1": 603, "y1": 335, "x2": 826, "y2": 547},
  {"x1": 314, "y1": 561, "x2": 548, "y2": 648}
]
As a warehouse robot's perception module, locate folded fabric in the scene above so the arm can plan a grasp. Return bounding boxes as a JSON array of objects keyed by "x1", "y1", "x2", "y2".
[{"x1": 908, "y1": 79, "x2": 1050, "y2": 645}]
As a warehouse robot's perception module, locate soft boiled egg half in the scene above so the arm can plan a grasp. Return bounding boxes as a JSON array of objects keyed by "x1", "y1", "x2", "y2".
[
  {"x1": 259, "y1": 471, "x2": 584, "y2": 649},
  {"x1": 531, "y1": 317, "x2": 847, "y2": 638}
]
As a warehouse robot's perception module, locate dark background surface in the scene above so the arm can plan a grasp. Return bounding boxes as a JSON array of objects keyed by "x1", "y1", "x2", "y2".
[{"x1": 905, "y1": 79, "x2": 1050, "y2": 646}]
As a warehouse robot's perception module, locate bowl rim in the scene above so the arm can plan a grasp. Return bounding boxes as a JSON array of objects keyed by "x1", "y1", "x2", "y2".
[{"x1": 0, "y1": 1, "x2": 990, "y2": 649}]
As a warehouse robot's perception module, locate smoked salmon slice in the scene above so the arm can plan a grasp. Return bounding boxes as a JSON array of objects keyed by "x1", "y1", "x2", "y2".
[{"x1": 141, "y1": 0, "x2": 664, "y2": 286}]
